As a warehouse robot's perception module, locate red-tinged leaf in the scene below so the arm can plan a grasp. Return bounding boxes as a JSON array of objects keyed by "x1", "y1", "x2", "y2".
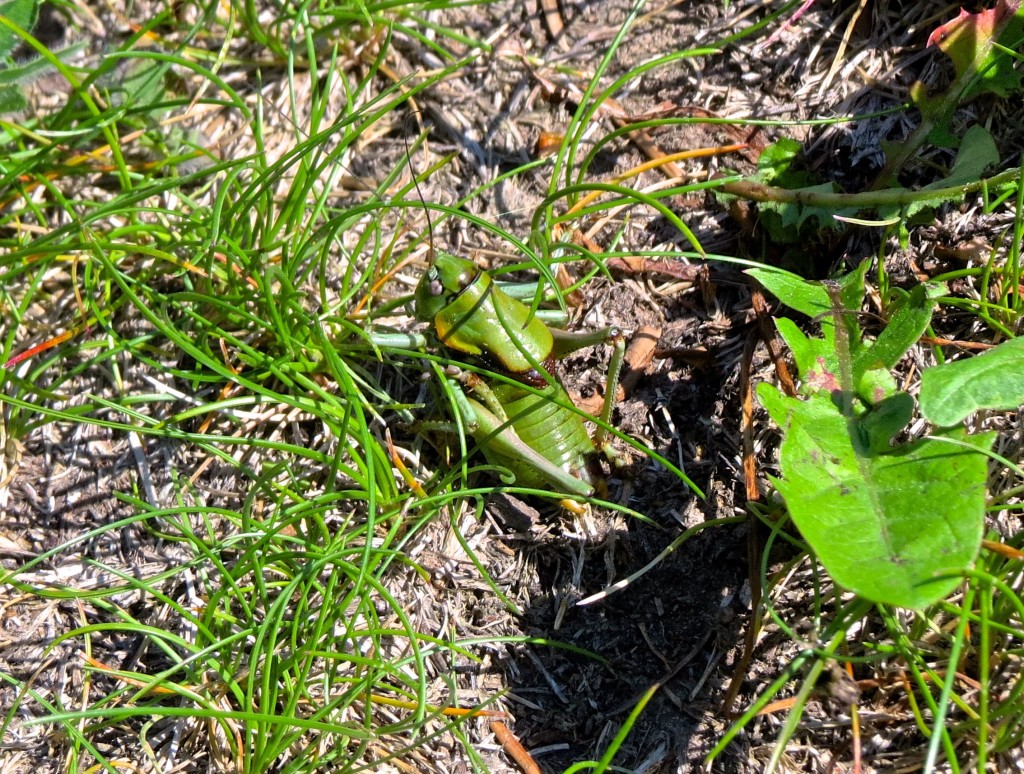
[
  {"x1": 927, "y1": 3, "x2": 1020, "y2": 50},
  {"x1": 892, "y1": 1, "x2": 1024, "y2": 154},
  {"x1": 4, "y1": 328, "x2": 80, "y2": 368},
  {"x1": 927, "y1": 8, "x2": 972, "y2": 48},
  {"x1": 924, "y1": 1, "x2": 1024, "y2": 100}
]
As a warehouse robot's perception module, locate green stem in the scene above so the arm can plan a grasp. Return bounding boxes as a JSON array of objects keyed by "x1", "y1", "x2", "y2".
[{"x1": 721, "y1": 166, "x2": 1020, "y2": 209}]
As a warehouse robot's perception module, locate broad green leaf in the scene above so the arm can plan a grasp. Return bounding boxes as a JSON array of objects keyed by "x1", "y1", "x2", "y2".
[
  {"x1": 105, "y1": 57, "x2": 168, "y2": 110},
  {"x1": 749, "y1": 270, "x2": 842, "y2": 394},
  {"x1": 857, "y1": 367, "x2": 898, "y2": 407},
  {"x1": 828, "y1": 263, "x2": 871, "y2": 359},
  {"x1": 0, "y1": 82, "x2": 24, "y2": 113},
  {"x1": 903, "y1": 126, "x2": 1000, "y2": 219},
  {"x1": 936, "y1": 125, "x2": 1001, "y2": 185},
  {"x1": 0, "y1": 40, "x2": 84, "y2": 87},
  {"x1": 0, "y1": 0, "x2": 38, "y2": 59},
  {"x1": 776, "y1": 323, "x2": 893, "y2": 404},
  {"x1": 920, "y1": 335, "x2": 1024, "y2": 426},
  {"x1": 0, "y1": 50, "x2": 46, "y2": 85},
  {"x1": 744, "y1": 139, "x2": 856, "y2": 242},
  {"x1": 757, "y1": 137, "x2": 803, "y2": 182},
  {"x1": 746, "y1": 267, "x2": 830, "y2": 319},
  {"x1": 750, "y1": 261, "x2": 868, "y2": 355},
  {"x1": 756, "y1": 182, "x2": 855, "y2": 239},
  {"x1": 858, "y1": 393, "x2": 914, "y2": 454},
  {"x1": 774, "y1": 317, "x2": 820, "y2": 384},
  {"x1": 853, "y1": 283, "x2": 943, "y2": 385},
  {"x1": 754, "y1": 263, "x2": 898, "y2": 402},
  {"x1": 758, "y1": 385, "x2": 993, "y2": 608}
]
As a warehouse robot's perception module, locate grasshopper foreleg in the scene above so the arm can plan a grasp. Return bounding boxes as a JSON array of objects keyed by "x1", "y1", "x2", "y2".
[{"x1": 549, "y1": 325, "x2": 621, "y2": 360}]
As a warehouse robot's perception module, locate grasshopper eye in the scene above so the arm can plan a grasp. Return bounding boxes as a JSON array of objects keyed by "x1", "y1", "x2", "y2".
[{"x1": 427, "y1": 269, "x2": 444, "y2": 297}]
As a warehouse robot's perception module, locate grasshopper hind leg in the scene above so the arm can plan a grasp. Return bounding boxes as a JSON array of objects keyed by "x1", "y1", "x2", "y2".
[
  {"x1": 548, "y1": 325, "x2": 629, "y2": 468},
  {"x1": 591, "y1": 329, "x2": 628, "y2": 468}
]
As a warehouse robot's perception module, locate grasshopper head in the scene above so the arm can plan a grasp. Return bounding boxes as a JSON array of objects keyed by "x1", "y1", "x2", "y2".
[{"x1": 414, "y1": 253, "x2": 481, "y2": 323}]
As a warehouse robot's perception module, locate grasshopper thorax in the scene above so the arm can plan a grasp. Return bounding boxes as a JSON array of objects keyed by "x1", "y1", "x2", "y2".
[{"x1": 414, "y1": 253, "x2": 556, "y2": 375}]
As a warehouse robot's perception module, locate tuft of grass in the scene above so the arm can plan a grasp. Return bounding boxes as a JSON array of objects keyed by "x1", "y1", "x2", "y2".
[{"x1": 0, "y1": 1, "x2": 520, "y2": 771}]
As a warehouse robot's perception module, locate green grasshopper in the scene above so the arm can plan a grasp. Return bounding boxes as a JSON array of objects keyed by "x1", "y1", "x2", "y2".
[{"x1": 410, "y1": 250, "x2": 626, "y2": 505}]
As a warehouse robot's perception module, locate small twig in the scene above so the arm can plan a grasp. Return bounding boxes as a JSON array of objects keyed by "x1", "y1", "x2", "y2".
[
  {"x1": 538, "y1": 0, "x2": 563, "y2": 42},
  {"x1": 491, "y1": 721, "x2": 543, "y2": 774},
  {"x1": 750, "y1": 286, "x2": 797, "y2": 398},
  {"x1": 720, "y1": 332, "x2": 764, "y2": 719},
  {"x1": 920, "y1": 336, "x2": 997, "y2": 351},
  {"x1": 605, "y1": 256, "x2": 704, "y2": 282}
]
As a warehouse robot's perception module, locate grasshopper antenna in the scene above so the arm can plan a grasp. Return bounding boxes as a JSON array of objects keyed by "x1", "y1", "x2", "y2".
[
  {"x1": 259, "y1": 90, "x2": 432, "y2": 239},
  {"x1": 403, "y1": 113, "x2": 437, "y2": 261},
  {"x1": 347, "y1": 117, "x2": 445, "y2": 316}
]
